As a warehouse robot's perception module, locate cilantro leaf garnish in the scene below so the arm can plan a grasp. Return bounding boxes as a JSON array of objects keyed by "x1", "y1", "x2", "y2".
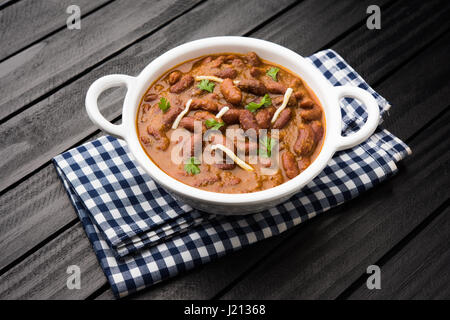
[
  {"x1": 205, "y1": 118, "x2": 224, "y2": 130},
  {"x1": 245, "y1": 94, "x2": 272, "y2": 112},
  {"x1": 197, "y1": 79, "x2": 215, "y2": 93},
  {"x1": 266, "y1": 67, "x2": 280, "y2": 81},
  {"x1": 259, "y1": 136, "x2": 276, "y2": 158},
  {"x1": 158, "y1": 97, "x2": 170, "y2": 112},
  {"x1": 184, "y1": 157, "x2": 201, "y2": 175}
]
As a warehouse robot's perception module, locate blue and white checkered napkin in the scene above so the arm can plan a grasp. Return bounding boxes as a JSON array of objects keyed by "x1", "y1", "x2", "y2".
[{"x1": 53, "y1": 50, "x2": 411, "y2": 298}]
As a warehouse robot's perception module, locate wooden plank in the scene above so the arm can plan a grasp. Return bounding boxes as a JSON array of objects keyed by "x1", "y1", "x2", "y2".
[
  {"x1": 330, "y1": 0, "x2": 450, "y2": 86},
  {"x1": 0, "y1": 0, "x2": 202, "y2": 121},
  {"x1": 348, "y1": 206, "x2": 450, "y2": 300},
  {"x1": 219, "y1": 107, "x2": 450, "y2": 299},
  {"x1": 0, "y1": 0, "x2": 297, "y2": 192},
  {"x1": 0, "y1": 0, "x2": 111, "y2": 62},
  {"x1": 0, "y1": 0, "x2": 444, "y2": 299},
  {"x1": 0, "y1": 0, "x2": 387, "y2": 290},
  {"x1": 0, "y1": 222, "x2": 107, "y2": 300}
]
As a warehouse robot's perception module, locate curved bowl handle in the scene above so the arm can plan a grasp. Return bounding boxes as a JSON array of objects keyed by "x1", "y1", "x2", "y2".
[
  {"x1": 334, "y1": 86, "x2": 381, "y2": 151},
  {"x1": 85, "y1": 74, "x2": 135, "y2": 139}
]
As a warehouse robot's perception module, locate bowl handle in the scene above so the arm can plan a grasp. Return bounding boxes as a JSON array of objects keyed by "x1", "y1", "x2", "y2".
[
  {"x1": 85, "y1": 74, "x2": 135, "y2": 139},
  {"x1": 333, "y1": 86, "x2": 381, "y2": 151}
]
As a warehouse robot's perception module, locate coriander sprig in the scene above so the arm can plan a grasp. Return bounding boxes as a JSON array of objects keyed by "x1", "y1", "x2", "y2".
[
  {"x1": 158, "y1": 97, "x2": 170, "y2": 112},
  {"x1": 266, "y1": 67, "x2": 280, "y2": 81},
  {"x1": 259, "y1": 136, "x2": 276, "y2": 158},
  {"x1": 205, "y1": 118, "x2": 224, "y2": 130},
  {"x1": 245, "y1": 94, "x2": 272, "y2": 113},
  {"x1": 197, "y1": 79, "x2": 215, "y2": 93},
  {"x1": 184, "y1": 157, "x2": 201, "y2": 175}
]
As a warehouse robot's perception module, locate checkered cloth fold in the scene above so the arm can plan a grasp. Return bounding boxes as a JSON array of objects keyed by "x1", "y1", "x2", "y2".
[{"x1": 53, "y1": 50, "x2": 411, "y2": 298}]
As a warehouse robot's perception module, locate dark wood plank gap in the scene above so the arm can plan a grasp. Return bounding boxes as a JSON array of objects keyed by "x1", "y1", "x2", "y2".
[
  {"x1": 339, "y1": 199, "x2": 450, "y2": 299},
  {"x1": 0, "y1": 0, "x2": 20, "y2": 11},
  {"x1": 316, "y1": 0, "x2": 400, "y2": 52},
  {"x1": 0, "y1": 222, "x2": 107, "y2": 299},
  {"x1": 0, "y1": 0, "x2": 112, "y2": 62},
  {"x1": 0, "y1": 0, "x2": 204, "y2": 122}
]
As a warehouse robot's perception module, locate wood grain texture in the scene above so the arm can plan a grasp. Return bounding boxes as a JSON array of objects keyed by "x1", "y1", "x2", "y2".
[
  {"x1": 0, "y1": 222, "x2": 107, "y2": 300},
  {"x1": 331, "y1": 0, "x2": 450, "y2": 87},
  {"x1": 0, "y1": 0, "x2": 295, "y2": 192},
  {"x1": 0, "y1": 0, "x2": 111, "y2": 61},
  {"x1": 0, "y1": 0, "x2": 202, "y2": 121},
  {"x1": 219, "y1": 106, "x2": 450, "y2": 300},
  {"x1": 348, "y1": 206, "x2": 450, "y2": 299}
]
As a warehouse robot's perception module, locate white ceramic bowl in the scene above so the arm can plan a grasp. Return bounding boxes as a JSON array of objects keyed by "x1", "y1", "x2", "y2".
[{"x1": 86, "y1": 36, "x2": 380, "y2": 215}]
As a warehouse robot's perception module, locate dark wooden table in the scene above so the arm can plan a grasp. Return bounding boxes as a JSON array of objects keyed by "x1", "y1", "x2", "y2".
[{"x1": 0, "y1": 0, "x2": 448, "y2": 300}]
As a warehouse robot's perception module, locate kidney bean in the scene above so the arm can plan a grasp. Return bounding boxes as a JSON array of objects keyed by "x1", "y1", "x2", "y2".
[
  {"x1": 299, "y1": 98, "x2": 315, "y2": 109},
  {"x1": 265, "y1": 80, "x2": 287, "y2": 94},
  {"x1": 300, "y1": 104, "x2": 322, "y2": 121},
  {"x1": 214, "y1": 67, "x2": 237, "y2": 79},
  {"x1": 210, "y1": 56, "x2": 225, "y2": 68},
  {"x1": 225, "y1": 55, "x2": 236, "y2": 62},
  {"x1": 140, "y1": 135, "x2": 151, "y2": 145},
  {"x1": 169, "y1": 74, "x2": 194, "y2": 93},
  {"x1": 290, "y1": 78, "x2": 302, "y2": 87},
  {"x1": 215, "y1": 162, "x2": 236, "y2": 170},
  {"x1": 168, "y1": 71, "x2": 182, "y2": 85},
  {"x1": 147, "y1": 126, "x2": 170, "y2": 151},
  {"x1": 250, "y1": 67, "x2": 262, "y2": 78},
  {"x1": 245, "y1": 52, "x2": 262, "y2": 66},
  {"x1": 272, "y1": 108, "x2": 292, "y2": 129},
  {"x1": 237, "y1": 79, "x2": 267, "y2": 96},
  {"x1": 221, "y1": 172, "x2": 241, "y2": 185},
  {"x1": 293, "y1": 91, "x2": 305, "y2": 100},
  {"x1": 190, "y1": 99, "x2": 218, "y2": 112},
  {"x1": 232, "y1": 58, "x2": 245, "y2": 69},
  {"x1": 179, "y1": 117, "x2": 207, "y2": 133},
  {"x1": 282, "y1": 151, "x2": 300, "y2": 179},
  {"x1": 272, "y1": 94, "x2": 297, "y2": 107},
  {"x1": 311, "y1": 120, "x2": 324, "y2": 142},
  {"x1": 202, "y1": 56, "x2": 213, "y2": 65},
  {"x1": 255, "y1": 108, "x2": 272, "y2": 129},
  {"x1": 193, "y1": 110, "x2": 216, "y2": 121},
  {"x1": 221, "y1": 108, "x2": 241, "y2": 124},
  {"x1": 162, "y1": 107, "x2": 183, "y2": 129},
  {"x1": 293, "y1": 124, "x2": 316, "y2": 156},
  {"x1": 239, "y1": 109, "x2": 259, "y2": 132},
  {"x1": 193, "y1": 175, "x2": 220, "y2": 187},
  {"x1": 143, "y1": 93, "x2": 158, "y2": 102},
  {"x1": 297, "y1": 157, "x2": 311, "y2": 172},
  {"x1": 220, "y1": 78, "x2": 242, "y2": 105}
]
